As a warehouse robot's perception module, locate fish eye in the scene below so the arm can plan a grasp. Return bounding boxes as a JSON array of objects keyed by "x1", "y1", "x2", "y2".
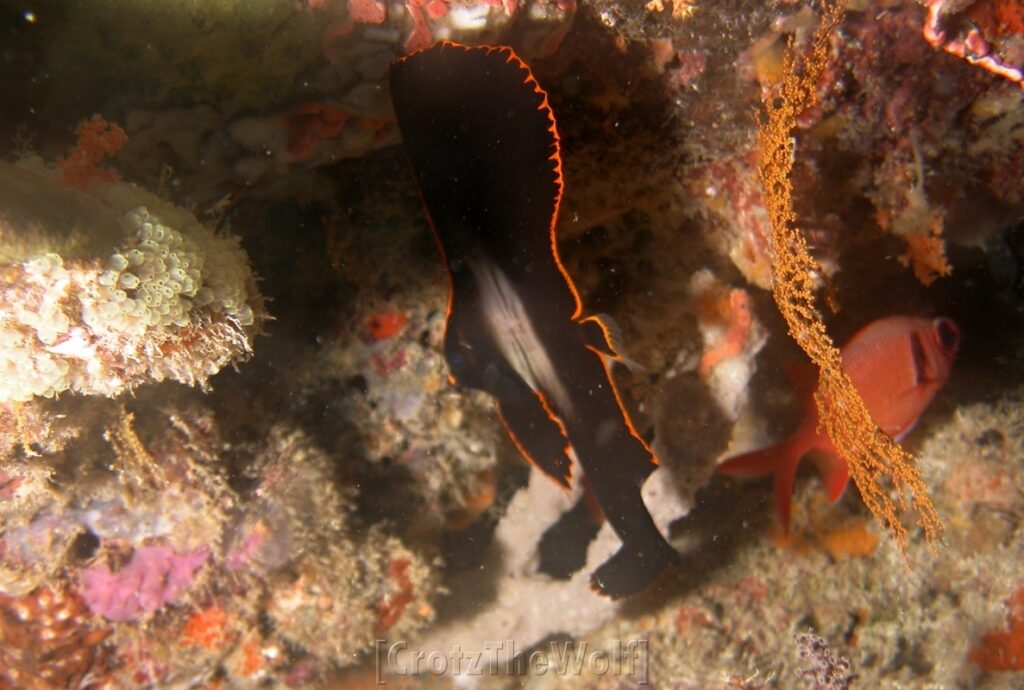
[
  {"x1": 933, "y1": 317, "x2": 960, "y2": 354},
  {"x1": 448, "y1": 350, "x2": 467, "y2": 370}
]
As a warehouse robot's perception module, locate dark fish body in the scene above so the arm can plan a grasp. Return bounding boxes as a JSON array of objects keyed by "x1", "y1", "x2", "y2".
[{"x1": 390, "y1": 42, "x2": 677, "y2": 597}]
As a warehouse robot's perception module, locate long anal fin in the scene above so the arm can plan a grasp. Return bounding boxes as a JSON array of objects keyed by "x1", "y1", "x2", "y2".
[{"x1": 485, "y1": 364, "x2": 573, "y2": 489}]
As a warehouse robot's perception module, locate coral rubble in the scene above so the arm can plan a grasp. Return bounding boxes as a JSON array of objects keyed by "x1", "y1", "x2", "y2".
[
  {"x1": 513, "y1": 389, "x2": 1024, "y2": 690},
  {"x1": 1, "y1": 399, "x2": 439, "y2": 687}
]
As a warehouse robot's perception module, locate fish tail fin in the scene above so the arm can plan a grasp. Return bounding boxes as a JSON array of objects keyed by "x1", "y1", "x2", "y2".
[
  {"x1": 809, "y1": 450, "x2": 850, "y2": 503},
  {"x1": 719, "y1": 437, "x2": 809, "y2": 535},
  {"x1": 590, "y1": 536, "x2": 678, "y2": 599}
]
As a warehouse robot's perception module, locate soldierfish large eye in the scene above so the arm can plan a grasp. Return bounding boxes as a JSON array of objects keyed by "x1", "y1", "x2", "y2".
[{"x1": 932, "y1": 317, "x2": 960, "y2": 356}]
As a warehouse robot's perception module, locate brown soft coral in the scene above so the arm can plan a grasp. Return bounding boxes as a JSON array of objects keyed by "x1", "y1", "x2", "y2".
[{"x1": 757, "y1": 1, "x2": 942, "y2": 556}]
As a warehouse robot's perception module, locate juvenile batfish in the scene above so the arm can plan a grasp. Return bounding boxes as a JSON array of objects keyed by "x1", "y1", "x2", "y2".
[
  {"x1": 389, "y1": 42, "x2": 678, "y2": 598},
  {"x1": 718, "y1": 315, "x2": 960, "y2": 532}
]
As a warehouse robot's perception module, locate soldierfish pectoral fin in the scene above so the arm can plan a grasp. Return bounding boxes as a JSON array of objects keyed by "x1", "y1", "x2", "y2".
[
  {"x1": 579, "y1": 316, "x2": 619, "y2": 359},
  {"x1": 483, "y1": 363, "x2": 573, "y2": 489}
]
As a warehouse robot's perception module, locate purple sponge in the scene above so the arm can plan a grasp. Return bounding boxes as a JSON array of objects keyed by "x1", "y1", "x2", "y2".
[{"x1": 79, "y1": 545, "x2": 209, "y2": 622}]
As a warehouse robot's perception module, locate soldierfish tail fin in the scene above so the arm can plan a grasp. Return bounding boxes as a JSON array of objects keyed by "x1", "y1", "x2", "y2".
[
  {"x1": 808, "y1": 450, "x2": 850, "y2": 502},
  {"x1": 590, "y1": 536, "x2": 678, "y2": 599},
  {"x1": 718, "y1": 438, "x2": 806, "y2": 535}
]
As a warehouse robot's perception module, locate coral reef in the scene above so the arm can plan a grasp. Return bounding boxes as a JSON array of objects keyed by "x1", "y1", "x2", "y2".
[
  {"x1": 237, "y1": 425, "x2": 438, "y2": 665},
  {"x1": 0, "y1": 397, "x2": 439, "y2": 686},
  {"x1": 503, "y1": 388, "x2": 1024, "y2": 690},
  {"x1": 57, "y1": 115, "x2": 128, "y2": 191},
  {"x1": 80, "y1": 545, "x2": 210, "y2": 623},
  {"x1": 689, "y1": 268, "x2": 767, "y2": 419},
  {"x1": 1, "y1": 0, "x2": 1022, "y2": 688},
  {"x1": 12, "y1": 0, "x2": 575, "y2": 206},
  {"x1": 0, "y1": 152, "x2": 266, "y2": 402},
  {"x1": 969, "y1": 587, "x2": 1024, "y2": 672},
  {"x1": 795, "y1": 631, "x2": 856, "y2": 690}
]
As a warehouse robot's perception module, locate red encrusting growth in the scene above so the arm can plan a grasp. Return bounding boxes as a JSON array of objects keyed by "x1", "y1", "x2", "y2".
[
  {"x1": 698, "y1": 288, "x2": 753, "y2": 378},
  {"x1": 180, "y1": 606, "x2": 229, "y2": 650},
  {"x1": 350, "y1": 0, "x2": 386, "y2": 23},
  {"x1": 403, "y1": 0, "x2": 437, "y2": 53},
  {"x1": 375, "y1": 558, "x2": 415, "y2": 632},
  {"x1": 967, "y1": 0, "x2": 1024, "y2": 39},
  {"x1": 969, "y1": 586, "x2": 1024, "y2": 671},
  {"x1": 425, "y1": 0, "x2": 449, "y2": 18},
  {"x1": 241, "y1": 639, "x2": 264, "y2": 676},
  {"x1": 285, "y1": 102, "x2": 351, "y2": 159},
  {"x1": 58, "y1": 115, "x2": 127, "y2": 191},
  {"x1": 364, "y1": 311, "x2": 410, "y2": 341},
  {"x1": 358, "y1": 116, "x2": 393, "y2": 144},
  {"x1": 0, "y1": 470, "x2": 22, "y2": 500}
]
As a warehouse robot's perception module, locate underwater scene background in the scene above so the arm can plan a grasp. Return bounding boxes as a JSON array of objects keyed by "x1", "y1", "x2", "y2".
[{"x1": 1, "y1": 0, "x2": 1023, "y2": 688}]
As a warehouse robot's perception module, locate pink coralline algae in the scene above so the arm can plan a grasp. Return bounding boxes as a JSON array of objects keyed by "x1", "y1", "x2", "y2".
[
  {"x1": 923, "y1": 0, "x2": 1024, "y2": 89},
  {"x1": 350, "y1": 0, "x2": 386, "y2": 24},
  {"x1": 668, "y1": 50, "x2": 707, "y2": 88},
  {"x1": 79, "y1": 546, "x2": 209, "y2": 622},
  {"x1": 402, "y1": 0, "x2": 520, "y2": 53}
]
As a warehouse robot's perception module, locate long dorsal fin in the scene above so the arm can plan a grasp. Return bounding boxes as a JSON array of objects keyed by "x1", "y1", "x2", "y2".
[{"x1": 390, "y1": 41, "x2": 581, "y2": 319}]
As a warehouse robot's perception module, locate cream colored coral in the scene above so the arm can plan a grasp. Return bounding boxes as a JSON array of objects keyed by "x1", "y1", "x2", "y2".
[{"x1": 0, "y1": 160, "x2": 264, "y2": 402}]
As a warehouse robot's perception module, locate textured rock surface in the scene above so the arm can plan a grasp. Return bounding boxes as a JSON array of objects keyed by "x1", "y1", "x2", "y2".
[
  {"x1": 0, "y1": 0, "x2": 1022, "y2": 687},
  {"x1": 0, "y1": 160, "x2": 265, "y2": 401}
]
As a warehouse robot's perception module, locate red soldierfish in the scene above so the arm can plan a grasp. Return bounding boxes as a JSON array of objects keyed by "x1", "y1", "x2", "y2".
[{"x1": 718, "y1": 315, "x2": 960, "y2": 532}]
